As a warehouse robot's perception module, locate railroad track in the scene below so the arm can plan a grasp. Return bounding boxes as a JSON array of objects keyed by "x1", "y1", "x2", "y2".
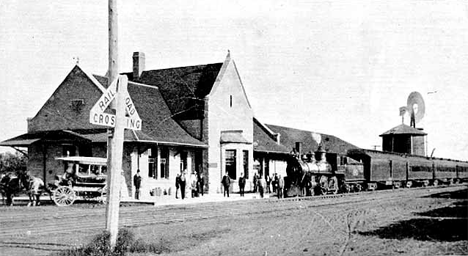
[{"x1": 0, "y1": 185, "x2": 465, "y2": 240}]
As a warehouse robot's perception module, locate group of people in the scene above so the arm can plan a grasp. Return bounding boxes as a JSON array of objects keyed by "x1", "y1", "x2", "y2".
[
  {"x1": 221, "y1": 171, "x2": 285, "y2": 199},
  {"x1": 252, "y1": 172, "x2": 285, "y2": 198},
  {"x1": 133, "y1": 168, "x2": 286, "y2": 201},
  {"x1": 175, "y1": 171, "x2": 205, "y2": 200}
]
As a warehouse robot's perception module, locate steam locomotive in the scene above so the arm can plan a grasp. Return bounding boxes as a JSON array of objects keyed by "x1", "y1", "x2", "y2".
[{"x1": 284, "y1": 147, "x2": 468, "y2": 197}]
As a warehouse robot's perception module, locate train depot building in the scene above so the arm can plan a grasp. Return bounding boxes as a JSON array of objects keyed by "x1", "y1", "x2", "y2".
[{"x1": 1, "y1": 52, "x2": 359, "y2": 200}]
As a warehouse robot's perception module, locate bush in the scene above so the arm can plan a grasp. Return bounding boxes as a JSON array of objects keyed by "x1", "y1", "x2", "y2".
[{"x1": 52, "y1": 228, "x2": 170, "y2": 256}]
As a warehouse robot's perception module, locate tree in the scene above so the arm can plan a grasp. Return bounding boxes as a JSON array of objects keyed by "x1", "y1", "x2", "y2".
[{"x1": 0, "y1": 151, "x2": 27, "y2": 175}]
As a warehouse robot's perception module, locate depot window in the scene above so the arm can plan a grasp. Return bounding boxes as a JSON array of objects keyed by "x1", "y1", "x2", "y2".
[
  {"x1": 180, "y1": 151, "x2": 188, "y2": 173},
  {"x1": 70, "y1": 99, "x2": 85, "y2": 112},
  {"x1": 160, "y1": 147, "x2": 169, "y2": 179},
  {"x1": 225, "y1": 149, "x2": 236, "y2": 179},
  {"x1": 148, "y1": 147, "x2": 157, "y2": 179}
]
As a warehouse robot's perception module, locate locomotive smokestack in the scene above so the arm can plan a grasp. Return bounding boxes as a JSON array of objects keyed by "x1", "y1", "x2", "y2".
[{"x1": 315, "y1": 146, "x2": 326, "y2": 162}]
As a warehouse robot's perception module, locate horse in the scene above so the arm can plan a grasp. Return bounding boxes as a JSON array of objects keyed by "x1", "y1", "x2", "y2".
[
  {"x1": 0, "y1": 172, "x2": 48, "y2": 206},
  {"x1": 0, "y1": 173, "x2": 21, "y2": 206}
]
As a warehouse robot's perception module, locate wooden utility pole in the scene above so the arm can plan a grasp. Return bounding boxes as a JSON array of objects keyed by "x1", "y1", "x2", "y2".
[{"x1": 106, "y1": 0, "x2": 123, "y2": 249}]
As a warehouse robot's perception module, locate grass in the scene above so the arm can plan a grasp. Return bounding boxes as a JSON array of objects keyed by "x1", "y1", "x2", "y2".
[{"x1": 50, "y1": 229, "x2": 171, "y2": 256}]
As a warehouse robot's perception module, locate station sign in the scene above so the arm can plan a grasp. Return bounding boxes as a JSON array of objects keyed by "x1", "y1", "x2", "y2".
[{"x1": 89, "y1": 76, "x2": 142, "y2": 130}]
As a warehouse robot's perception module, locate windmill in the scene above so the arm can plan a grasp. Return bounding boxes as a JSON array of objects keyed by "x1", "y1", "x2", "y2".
[{"x1": 399, "y1": 91, "x2": 425, "y2": 128}]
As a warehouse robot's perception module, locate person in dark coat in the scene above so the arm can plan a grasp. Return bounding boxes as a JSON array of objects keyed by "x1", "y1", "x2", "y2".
[
  {"x1": 198, "y1": 173, "x2": 205, "y2": 196},
  {"x1": 221, "y1": 172, "x2": 231, "y2": 197},
  {"x1": 180, "y1": 172, "x2": 186, "y2": 200},
  {"x1": 253, "y1": 172, "x2": 258, "y2": 192},
  {"x1": 175, "y1": 173, "x2": 181, "y2": 199},
  {"x1": 133, "y1": 169, "x2": 142, "y2": 200},
  {"x1": 273, "y1": 173, "x2": 279, "y2": 193},
  {"x1": 238, "y1": 173, "x2": 246, "y2": 197}
]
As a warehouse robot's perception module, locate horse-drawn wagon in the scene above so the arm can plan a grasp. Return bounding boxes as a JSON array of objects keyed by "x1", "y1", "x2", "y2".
[{"x1": 50, "y1": 156, "x2": 107, "y2": 206}]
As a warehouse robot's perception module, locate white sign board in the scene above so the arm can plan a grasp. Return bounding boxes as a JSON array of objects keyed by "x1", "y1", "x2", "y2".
[{"x1": 89, "y1": 76, "x2": 142, "y2": 130}]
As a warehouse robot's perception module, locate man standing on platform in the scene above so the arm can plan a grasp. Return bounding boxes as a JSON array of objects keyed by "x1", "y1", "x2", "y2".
[
  {"x1": 175, "y1": 173, "x2": 181, "y2": 199},
  {"x1": 133, "y1": 169, "x2": 142, "y2": 200},
  {"x1": 198, "y1": 173, "x2": 205, "y2": 196},
  {"x1": 221, "y1": 172, "x2": 231, "y2": 197},
  {"x1": 278, "y1": 175, "x2": 284, "y2": 199},
  {"x1": 238, "y1": 172, "x2": 246, "y2": 197},
  {"x1": 180, "y1": 171, "x2": 187, "y2": 200},
  {"x1": 253, "y1": 172, "x2": 259, "y2": 193}
]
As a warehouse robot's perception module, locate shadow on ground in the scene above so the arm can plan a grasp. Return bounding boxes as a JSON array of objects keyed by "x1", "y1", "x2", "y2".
[
  {"x1": 359, "y1": 189, "x2": 468, "y2": 242},
  {"x1": 425, "y1": 188, "x2": 468, "y2": 200}
]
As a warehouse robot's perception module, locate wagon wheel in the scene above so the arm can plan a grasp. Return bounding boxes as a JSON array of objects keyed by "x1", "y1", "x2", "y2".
[{"x1": 53, "y1": 186, "x2": 76, "y2": 206}]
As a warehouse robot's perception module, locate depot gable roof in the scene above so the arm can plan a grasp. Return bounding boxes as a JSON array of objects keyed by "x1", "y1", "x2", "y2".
[{"x1": 124, "y1": 63, "x2": 223, "y2": 120}]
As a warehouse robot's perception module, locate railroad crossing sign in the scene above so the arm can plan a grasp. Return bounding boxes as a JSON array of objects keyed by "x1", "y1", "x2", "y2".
[{"x1": 89, "y1": 76, "x2": 142, "y2": 130}]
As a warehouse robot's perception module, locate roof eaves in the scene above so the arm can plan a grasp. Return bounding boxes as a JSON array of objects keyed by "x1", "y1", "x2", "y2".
[
  {"x1": 254, "y1": 117, "x2": 280, "y2": 142},
  {"x1": 80, "y1": 66, "x2": 107, "y2": 93},
  {"x1": 209, "y1": 52, "x2": 231, "y2": 97},
  {"x1": 134, "y1": 139, "x2": 208, "y2": 148}
]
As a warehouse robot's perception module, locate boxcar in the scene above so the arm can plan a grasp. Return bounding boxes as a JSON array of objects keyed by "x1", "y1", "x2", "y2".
[{"x1": 347, "y1": 149, "x2": 409, "y2": 189}]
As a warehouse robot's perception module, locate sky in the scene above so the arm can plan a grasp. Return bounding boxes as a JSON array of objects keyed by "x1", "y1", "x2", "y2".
[{"x1": 1, "y1": 0, "x2": 467, "y2": 160}]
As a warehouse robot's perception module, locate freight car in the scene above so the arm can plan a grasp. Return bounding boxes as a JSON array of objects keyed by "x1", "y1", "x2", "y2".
[
  {"x1": 284, "y1": 147, "x2": 365, "y2": 197},
  {"x1": 347, "y1": 149, "x2": 468, "y2": 190}
]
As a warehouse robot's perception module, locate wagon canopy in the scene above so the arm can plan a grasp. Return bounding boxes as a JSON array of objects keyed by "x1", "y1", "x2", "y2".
[{"x1": 55, "y1": 156, "x2": 107, "y2": 165}]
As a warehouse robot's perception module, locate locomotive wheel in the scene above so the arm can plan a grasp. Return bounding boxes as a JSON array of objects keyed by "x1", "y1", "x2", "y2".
[
  {"x1": 432, "y1": 180, "x2": 439, "y2": 187},
  {"x1": 53, "y1": 186, "x2": 76, "y2": 206},
  {"x1": 328, "y1": 176, "x2": 339, "y2": 194},
  {"x1": 309, "y1": 186, "x2": 315, "y2": 196},
  {"x1": 342, "y1": 184, "x2": 351, "y2": 193},
  {"x1": 318, "y1": 176, "x2": 328, "y2": 195},
  {"x1": 422, "y1": 180, "x2": 430, "y2": 187},
  {"x1": 354, "y1": 184, "x2": 363, "y2": 192}
]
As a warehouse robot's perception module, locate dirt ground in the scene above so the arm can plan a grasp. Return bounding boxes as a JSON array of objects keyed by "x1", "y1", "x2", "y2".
[
  {"x1": 1, "y1": 186, "x2": 467, "y2": 256},
  {"x1": 127, "y1": 188, "x2": 467, "y2": 256}
]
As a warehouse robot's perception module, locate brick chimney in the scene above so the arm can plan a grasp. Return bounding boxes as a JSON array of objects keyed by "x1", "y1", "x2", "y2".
[{"x1": 132, "y1": 52, "x2": 145, "y2": 80}]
